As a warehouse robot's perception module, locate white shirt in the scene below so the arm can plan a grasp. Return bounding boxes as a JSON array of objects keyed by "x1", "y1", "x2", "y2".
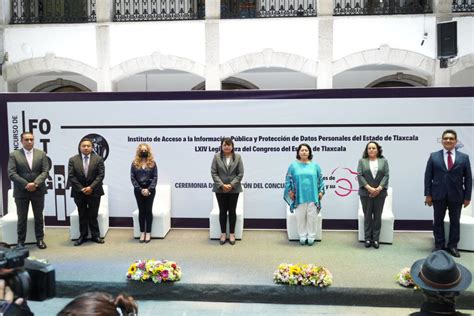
[
  {"x1": 369, "y1": 159, "x2": 378, "y2": 179},
  {"x1": 23, "y1": 148, "x2": 33, "y2": 169},
  {"x1": 443, "y1": 149, "x2": 455, "y2": 169}
]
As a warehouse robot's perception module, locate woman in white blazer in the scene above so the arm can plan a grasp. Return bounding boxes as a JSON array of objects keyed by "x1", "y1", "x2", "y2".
[{"x1": 211, "y1": 137, "x2": 244, "y2": 245}]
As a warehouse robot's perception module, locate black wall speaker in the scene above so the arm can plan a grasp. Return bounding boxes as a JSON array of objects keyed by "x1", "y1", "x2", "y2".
[{"x1": 437, "y1": 21, "x2": 457, "y2": 58}]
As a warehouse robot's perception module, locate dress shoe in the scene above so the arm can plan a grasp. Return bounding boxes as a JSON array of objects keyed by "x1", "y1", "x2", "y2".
[
  {"x1": 74, "y1": 238, "x2": 86, "y2": 246},
  {"x1": 36, "y1": 240, "x2": 47, "y2": 249},
  {"x1": 91, "y1": 237, "x2": 105, "y2": 244},
  {"x1": 299, "y1": 238, "x2": 307, "y2": 245},
  {"x1": 307, "y1": 238, "x2": 315, "y2": 246},
  {"x1": 447, "y1": 248, "x2": 460, "y2": 258},
  {"x1": 373, "y1": 241, "x2": 380, "y2": 249},
  {"x1": 365, "y1": 240, "x2": 371, "y2": 248}
]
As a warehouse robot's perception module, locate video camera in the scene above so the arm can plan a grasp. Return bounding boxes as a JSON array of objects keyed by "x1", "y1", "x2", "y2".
[{"x1": 0, "y1": 246, "x2": 55, "y2": 301}]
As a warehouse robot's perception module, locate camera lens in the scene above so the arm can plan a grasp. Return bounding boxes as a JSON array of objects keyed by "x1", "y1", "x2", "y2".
[{"x1": 6, "y1": 270, "x2": 31, "y2": 299}]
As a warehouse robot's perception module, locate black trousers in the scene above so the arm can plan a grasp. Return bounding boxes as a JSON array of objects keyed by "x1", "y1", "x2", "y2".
[
  {"x1": 360, "y1": 194, "x2": 386, "y2": 241},
  {"x1": 74, "y1": 195, "x2": 101, "y2": 239},
  {"x1": 433, "y1": 199, "x2": 462, "y2": 249},
  {"x1": 216, "y1": 193, "x2": 239, "y2": 234},
  {"x1": 134, "y1": 189, "x2": 155, "y2": 233},
  {"x1": 15, "y1": 196, "x2": 45, "y2": 243}
]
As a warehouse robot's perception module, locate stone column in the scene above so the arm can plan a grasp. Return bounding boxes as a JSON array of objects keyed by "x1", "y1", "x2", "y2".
[
  {"x1": 432, "y1": 0, "x2": 452, "y2": 18},
  {"x1": 0, "y1": 0, "x2": 11, "y2": 25},
  {"x1": 317, "y1": 16, "x2": 334, "y2": 89},
  {"x1": 96, "y1": 25, "x2": 113, "y2": 91},
  {"x1": 206, "y1": 0, "x2": 221, "y2": 18},
  {"x1": 96, "y1": 0, "x2": 113, "y2": 23},
  {"x1": 205, "y1": 0, "x2": 221, "y2": 90},
  {"x1": 430, "y1": 64, "x2": 451, "y2": 87},
  {"x1": 205, "y1": 22, "x2": 221, "y2": 90},
  {"x1": 0, "y1": 28, "x2": 8, "y2": 92}
]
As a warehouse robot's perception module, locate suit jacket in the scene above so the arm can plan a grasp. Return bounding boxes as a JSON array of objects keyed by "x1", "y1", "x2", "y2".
[
  {"x1": 357, "y1": 157, "x2": 389, "y2": 197},
  {"x1": 424, "y1": 149, "x2": 472, "y2": 202},
  {"x1": 211, "y1": 153, "x2": 244, "y2": 193},
  {"x1": 8, "y1": 148, "x2": 49, "y2": 198},
  {"x1": 68, "y1": 153, "x2": 105, "y2": 198}
]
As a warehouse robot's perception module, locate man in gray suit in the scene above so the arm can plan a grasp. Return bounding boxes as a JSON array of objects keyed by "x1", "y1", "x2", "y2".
[
  {"x1": 424, "y1": 129, "x2": 472, "y2": 258},
  {"x1": 7, "y1": 132, "x2": 49, "y2": 249}
]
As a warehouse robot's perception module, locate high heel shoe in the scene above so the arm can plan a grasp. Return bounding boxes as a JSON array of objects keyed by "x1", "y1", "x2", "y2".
[
  {"x1": 229, "y1": 234, "x2": 236, "y2": 245},
  {"x1": 219, "y1": 234, "x2": 227, "y2": 245},
  {"x1": 139, "y1": 233, "x2": 145, "y2": 243},
  {"x1": 145, "y1": 233, "x2": 151, "y2": 243}
]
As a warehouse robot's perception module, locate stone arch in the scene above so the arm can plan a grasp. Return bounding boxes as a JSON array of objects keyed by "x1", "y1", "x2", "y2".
[
  {"x1": 333, "y1": 46, "x2": 435, "y2": 76},
  {"x1": 366, "y1": 72, "x2": 428, "y2": 87},
  {"x1": 450, "y1": 53, "x2": 474, "y2": 76},
  {"x1": 220, "y1": 49, "x2": 318, "y2": 80},
  {"x1": 4, "y1": 54, "x2": 98, "y2": 83},
  {"x1": 111, "y1": 52, "x2": 205, "y2": 83}
]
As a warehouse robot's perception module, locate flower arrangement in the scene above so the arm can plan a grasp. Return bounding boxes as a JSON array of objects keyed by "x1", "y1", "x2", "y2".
[
  {"x1": 126, "y1": 259, "x2": 181, "y2": 283},
  {"x1": 395, "y1": 267, "x2": 419, "y2": 290},
  {"x1": 273, "y1": 263, "x2": 332, "y2": 287}
]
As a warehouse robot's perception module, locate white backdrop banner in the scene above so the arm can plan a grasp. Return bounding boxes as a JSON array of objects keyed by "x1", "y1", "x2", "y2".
[{"x1": 6, "y1": 95, "x2": 473, "y2": 225}]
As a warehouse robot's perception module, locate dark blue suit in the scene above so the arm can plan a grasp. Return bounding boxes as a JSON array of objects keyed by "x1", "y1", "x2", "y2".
[{"x1": 424, "y1": 149, "x2": 472, "y2": 248}]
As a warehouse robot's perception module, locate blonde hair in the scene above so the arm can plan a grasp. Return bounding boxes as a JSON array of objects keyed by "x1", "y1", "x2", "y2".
[{"x1": 133, "y1": 143, "x2": 156, "y2": 169}]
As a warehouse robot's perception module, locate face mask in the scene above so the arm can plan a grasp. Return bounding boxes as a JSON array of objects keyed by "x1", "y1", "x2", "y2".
[{"x1": 140, "y1": 152, "x2": 149, "y2": 158}]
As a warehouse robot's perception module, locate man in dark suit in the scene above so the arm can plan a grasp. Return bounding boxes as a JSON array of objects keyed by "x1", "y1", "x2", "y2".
[
  {"x1": 424, "y1": 129, "x2": 472, "y2": 258},
  {"x1": 68, "y1": 138, "x2": 105, "y2": 246},
  {"x1": 7, "y1": 132, "x2": 49, "y2": 249}
]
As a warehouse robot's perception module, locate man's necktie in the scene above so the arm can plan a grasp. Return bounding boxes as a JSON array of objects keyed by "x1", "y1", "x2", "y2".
[
  {"x1": 447, "y1": 151, "x2": 453, "y2": 170},
  {"x1": 84, "y1": 156, "x2": 89, "y2": 177}
]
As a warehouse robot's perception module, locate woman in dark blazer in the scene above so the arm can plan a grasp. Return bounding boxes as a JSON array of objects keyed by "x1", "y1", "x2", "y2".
[
  {"x1": 357, "y1": 141, "x2": 389, "y2": 249},
  {"x1": 211, "y1": 137, "x2": 244, "y2": 245},
  {"x1": 130, "y1": 143, "x2": 157, "y2": 243}
]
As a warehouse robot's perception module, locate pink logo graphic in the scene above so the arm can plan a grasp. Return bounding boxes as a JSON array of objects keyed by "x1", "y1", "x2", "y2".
[{"x1": 331, "y1": 167, "x2": 358, "y2": 197}]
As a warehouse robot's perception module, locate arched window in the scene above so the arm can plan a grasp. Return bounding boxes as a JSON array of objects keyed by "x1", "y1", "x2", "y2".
[
  {"x1": 192, "y1": 77, "x2": 259, "y2": 90},
  {"x1": 31, "y1": 78, "x2": 91, "y2": 92},
  {"x1": 366, "y1": 72, "x2": 427, "y2": 88}
]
